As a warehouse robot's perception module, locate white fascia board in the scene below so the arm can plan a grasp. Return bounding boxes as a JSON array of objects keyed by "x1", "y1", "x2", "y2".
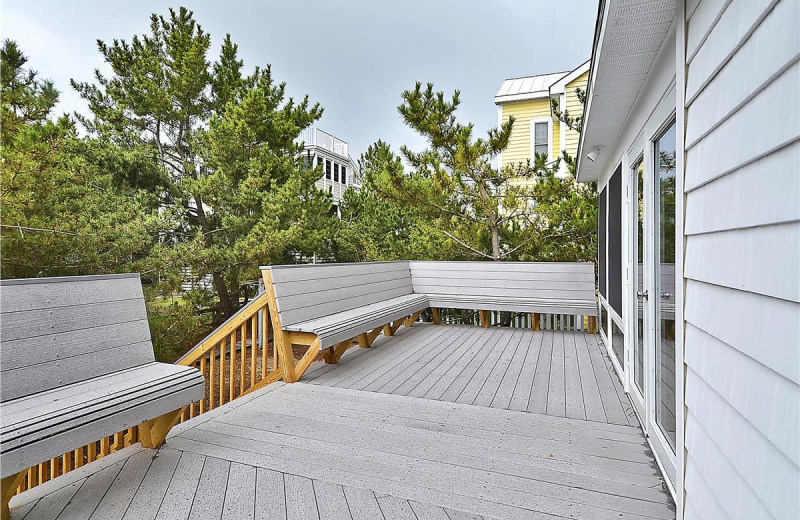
[
  {"x1": 549, "y1": 60, "x2": 591, "y2": 95},
  {"x1": 494, "y1": 91, "x2": 551, "y2": 105}
]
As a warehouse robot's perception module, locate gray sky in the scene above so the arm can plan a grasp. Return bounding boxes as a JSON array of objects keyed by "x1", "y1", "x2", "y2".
[{"x1": 1, "y1": 0, "x2": 596, "y2": 159}]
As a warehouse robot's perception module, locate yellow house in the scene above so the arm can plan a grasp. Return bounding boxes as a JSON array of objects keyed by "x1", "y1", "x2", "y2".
[{"x1": 495, "y1": 60, "x2": 589, "y2": 178}]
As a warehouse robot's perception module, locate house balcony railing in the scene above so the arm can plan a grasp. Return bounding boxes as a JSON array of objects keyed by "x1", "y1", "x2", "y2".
[{"x1": 298, "y1": 126, "x2": 349, "y2": 158}]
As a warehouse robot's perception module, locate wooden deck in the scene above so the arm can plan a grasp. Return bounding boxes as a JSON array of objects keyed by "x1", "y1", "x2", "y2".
[
  {"x1": 302, "y1": 324, "x2": 636, "y2": 426},
  {"x1": 9, "y1": 325, "x2": 675, "y2": 520}
]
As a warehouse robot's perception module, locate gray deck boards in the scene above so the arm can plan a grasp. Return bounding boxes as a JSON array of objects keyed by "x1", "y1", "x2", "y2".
[
  {"x1": 9, "y1": 325, "x2": 672, "y2": 520},
  {"x1": 305, "y1": 323, "x2": 635, "y2": 426}
]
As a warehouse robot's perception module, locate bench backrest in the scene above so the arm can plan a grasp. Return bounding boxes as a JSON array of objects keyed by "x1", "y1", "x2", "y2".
[
  {"x1": 0, "y1": 274, "x2": 155, "y2": 401},
  {"x1": 408, "y1": 261, "x2": 596, "y2": 302},
  {"x1": 263, "y1": 262, "x2": 414, "y2": 327}
]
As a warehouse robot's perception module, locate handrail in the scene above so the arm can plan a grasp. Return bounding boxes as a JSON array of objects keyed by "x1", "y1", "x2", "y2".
[
  {"x1": 177, "y1": 291, "x2": 269, "y2": 365},
  {"x1": 175, "y1": 292, "x2": 281, "y2": 423}
]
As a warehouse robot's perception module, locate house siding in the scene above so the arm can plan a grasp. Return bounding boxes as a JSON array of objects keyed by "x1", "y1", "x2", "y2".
[
  {"x1": 500, "y1": 98, "x2": 555, "y2": 167},
  {"x1": 683, "y1": 2, "x2": 800, "y2": 520},
  {"x1": 563, "y1": 70, "x2": 589, "y2": 159}
]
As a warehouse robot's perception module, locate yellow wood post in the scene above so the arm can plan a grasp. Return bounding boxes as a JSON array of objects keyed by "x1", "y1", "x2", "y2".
[
  {"x1": 239, "y1": 323, "x2": 246, "y2": 395},
  {"x1": 250, "y1": 315, "x2": 257, "y2": 388},
  {"x1": 480, "y1": 310, "x2": 490, "y2": 328},
  {"x1": 262, "y1": 270, "x2": 297, "y2": 383},
  {"x1": 383, "y1": 323, "x2": 394, "y2": 337},
  {"x1": 531, "y1": 313, "x2": 540, "y2": 331},
  {"x1": 199, "y1": 355, "x2": 207, "y2": 414},
  {"x1": 219, "y1": 337, "x2": 226, "y2": 406},
  {"x1": 228, "y1": 333, "x2": 235, "y2": 400},
  {"x1": 588, "y1": 316, "x2": 597, "y2": 334},
  {"x1": 431, "y1": 308, "x2": 440, "y2": 325},
  {"x1": 1, "y1": 471, "x2": 26, "y2": 520},
  {"x1": 138, "y1": 408, "x2": 184, "y2": 449},
  {"x1": 209, "y1": 344, "x2": 216, "y2": 410}
]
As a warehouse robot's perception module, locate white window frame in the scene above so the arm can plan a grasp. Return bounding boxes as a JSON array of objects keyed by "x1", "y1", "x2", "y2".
[{"x1": 529, "y1": 117, "x2": 553, "y2": 163}]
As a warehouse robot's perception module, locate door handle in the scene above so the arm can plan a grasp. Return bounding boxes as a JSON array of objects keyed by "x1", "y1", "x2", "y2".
[
  {"x1": 660, "y1": 292, "x2": 672, "y2": 299},
  {"x1": 637, "y1": 290, "x2": 648, "y2": 300}
]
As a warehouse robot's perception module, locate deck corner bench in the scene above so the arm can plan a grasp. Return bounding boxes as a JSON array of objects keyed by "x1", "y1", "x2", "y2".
[
  {"x1": 0, "y1": 274, "x2": 205, "y2": 519},
  {"x1": 261, "y1": 262, "x2": 429, "y2": 382},
  {"x1": 408, "y1": 261, "x2": 598, "y2": 331}
]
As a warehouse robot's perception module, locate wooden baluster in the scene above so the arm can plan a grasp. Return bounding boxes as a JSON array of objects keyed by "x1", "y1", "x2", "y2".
[
  {"x1": 229, "y1": 332, "x2": 235, "y2": 402},
  {"x1": 199, "y1": 354, "x2": 207, "y2": 414},
  {"x1": 220, "y1": 337, "x2": 227, "y2": 406},
  {"x1": 26, "y1": 468, "x2": 35, "y2": 490},
  {"x1": 101, "y1": 436, "x2": 110, "y2": 457},
  {"x1": 62, "y1": 452, "x2": 71, "y2": 472},
  {"x1": 261, "y1": 307, "x2": 268, "y2": 378},
  {"x1": 50, "y1": 458, "x2": 57, "y2": 480},
  {"x1": 112, "y1": 432, "x2": 123, "y2": 452},
  {"x1": 209, "y1": 343, "x2": 217, "y2": 410},
  {"x1": 250, "y1": 315, "x2": 257, "y2": 387},
  {"x1": 73, "y1": 447, "x2": 83, "y2": 468},
  {"x1": 240, "y1": 323, "x2": 246, "y2": 395},
  {"x1": 38, "y1": 463, "x2": 45, "y2": 485}
]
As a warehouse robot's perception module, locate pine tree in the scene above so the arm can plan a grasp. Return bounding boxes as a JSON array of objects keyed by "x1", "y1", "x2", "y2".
[{"x1": 72, "y1": 7, "x2": 334, "y2": 318}]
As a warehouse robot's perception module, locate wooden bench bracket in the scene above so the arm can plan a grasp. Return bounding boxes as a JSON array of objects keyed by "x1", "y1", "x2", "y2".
[
  {"x1": 138, "y1": 408, "x2": 183, "y2": 449},
  {"x1": 1, "y1": 471, "x2": 26, "y2": 520}
]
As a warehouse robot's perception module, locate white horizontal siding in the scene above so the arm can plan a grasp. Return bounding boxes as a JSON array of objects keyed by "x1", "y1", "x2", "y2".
[
  {"x1": 684, "y1": 142, "x2": 800, "y2": 234},
  {"x1": 684, "y1": 0, "x2": 800, "y2": 518}
]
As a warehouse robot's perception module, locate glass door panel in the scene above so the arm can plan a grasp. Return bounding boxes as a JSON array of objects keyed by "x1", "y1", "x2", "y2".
[
  {"x1": 633, "y1": 159, "x2": 645, "y2": 395},
  {"x1": 654, "y1": 122, "x2": 677, "y2": 451}
]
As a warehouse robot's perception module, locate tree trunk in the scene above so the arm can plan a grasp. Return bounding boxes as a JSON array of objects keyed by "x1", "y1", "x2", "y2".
[
  {"x1": 490, "y1": 224, "x2": 501, "y2": 260},
  {"x1": 213, "y1": 272, "x2": 236, "y2": 318}
]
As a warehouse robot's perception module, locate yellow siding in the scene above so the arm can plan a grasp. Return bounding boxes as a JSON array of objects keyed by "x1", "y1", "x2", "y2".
[
  {"x1": 563, "y1": 71, "x2": 589, "y2": 159},
  {"x1": 500, "y1": 98, "x2": 554, "y2": 169},
  {"x1": 552, "y1": 120, "x2": 561, "y2": 161}
]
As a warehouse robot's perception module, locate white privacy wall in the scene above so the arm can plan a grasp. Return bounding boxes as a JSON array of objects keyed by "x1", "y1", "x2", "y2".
[{"x1": 682, "y1": 0, "x2": 800, "y2": 518}]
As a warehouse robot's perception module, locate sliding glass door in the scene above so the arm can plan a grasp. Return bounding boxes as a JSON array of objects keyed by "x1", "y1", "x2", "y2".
[{"x1": 654, "y1": 122, "x2": 677, "y2": 451}]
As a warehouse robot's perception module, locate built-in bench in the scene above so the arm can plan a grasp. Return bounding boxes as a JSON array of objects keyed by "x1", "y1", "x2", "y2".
[
  {"x1": 408, "y1": 261, "x2": 598, "y2": 330},
  {"x1": 0, "y1": 274, "x2": 205, "y2": 518},
  {"x1": 261, "y1": 260, "x2": 598, "y2": 383},
  {"x1": 261, "y1": 262, "x2": 429, "y2": 382}
]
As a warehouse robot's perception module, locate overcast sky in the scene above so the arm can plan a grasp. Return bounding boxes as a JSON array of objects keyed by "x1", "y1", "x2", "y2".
[{"x1": 2, "y1": 0, "x2": 596, "y2": 159}]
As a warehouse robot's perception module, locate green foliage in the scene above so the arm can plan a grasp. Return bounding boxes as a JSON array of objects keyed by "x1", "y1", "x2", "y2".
[
  {"x1": 0, "y1": 40, "x2": 159, "y2": 278},
  {"x1": 338, "y1": 82, "x2": 597, "y2": 264},
  {"x1": 71, "y1": 7, "x2": 335, "y2": 317},
  {"x1": 336, "y1": 140, "x2": 459, "y2": 261}
]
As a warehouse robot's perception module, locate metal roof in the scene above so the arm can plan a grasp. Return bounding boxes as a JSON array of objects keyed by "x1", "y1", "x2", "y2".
[{"x1": 493, "y1": 71, "x2": 569, "y2": 104}]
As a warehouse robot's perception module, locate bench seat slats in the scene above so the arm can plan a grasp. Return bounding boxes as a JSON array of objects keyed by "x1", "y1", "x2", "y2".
[
  {"x1": 1, "y1": 363, "x2": 201, "y2": 433},
  {"x1": 285, "y1": 294, "x2": 429, "y2": 348},
  {"x1": 0, "y1": 370, "x2": 203, "y2": 477}
]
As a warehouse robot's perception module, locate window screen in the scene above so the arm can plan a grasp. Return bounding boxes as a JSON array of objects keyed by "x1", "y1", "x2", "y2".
[
  {"x1": 334, "y1": 163, "x2": 339, "y2": 183},
  {"x1": 341, "y1": 166, "x2": 347, "y2": 185},
  {"x1": 325, "y1": 159, "x2": 331, "y2": 180},
  {"x1": 598, "y1": 187, "x2": 607, "y2": 297},
  {"x1": 608, "y1": 164, "x2": 623, "y2": 316},
  {"x1": 534, "y1": 122, "x2": 548, "y2": 156}
]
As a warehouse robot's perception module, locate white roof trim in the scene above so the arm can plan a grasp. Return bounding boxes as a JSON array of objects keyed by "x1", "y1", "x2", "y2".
[
  {"x1": 576, "y1": 0, "x2": 677, "y2": 182},
  {"x1": 549, "y1": 60, "x2": 591, "y2": 95}
]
